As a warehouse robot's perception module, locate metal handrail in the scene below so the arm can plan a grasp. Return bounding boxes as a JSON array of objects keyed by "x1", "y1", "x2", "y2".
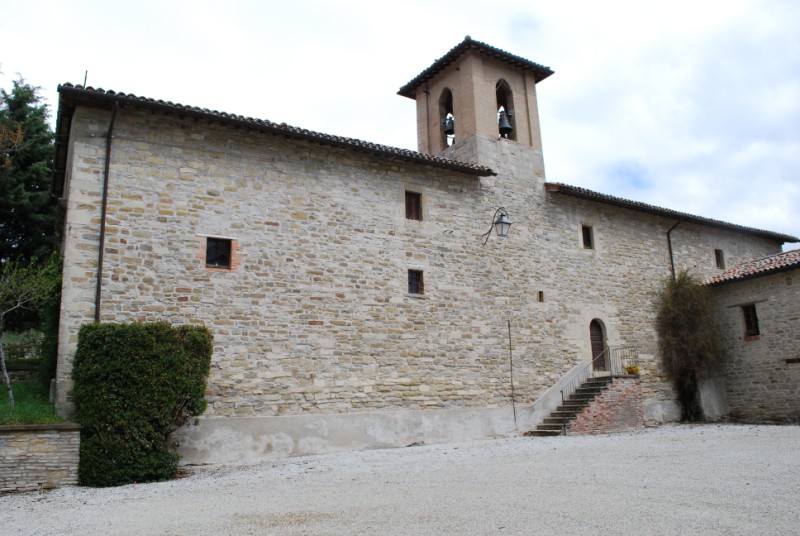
[
  {"x1": 560, "y1": 360, "x2": 593, "y2": 434},
  {"x1": 592, "y1": 346, "x2": 639, "y2": 378}
]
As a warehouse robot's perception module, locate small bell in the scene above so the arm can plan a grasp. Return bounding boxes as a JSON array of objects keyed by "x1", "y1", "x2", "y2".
[
  {"x1": 498, "y1": 112, "x2": 513, "y2": 138},
  {"x1": 443, "y1": 115, "x2": 455, "y2": 135}
]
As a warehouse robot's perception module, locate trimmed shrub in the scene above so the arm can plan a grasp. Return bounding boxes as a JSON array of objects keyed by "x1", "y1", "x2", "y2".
[{"x1": 73, "y1": 322, "x2": 212, "y2": 487}]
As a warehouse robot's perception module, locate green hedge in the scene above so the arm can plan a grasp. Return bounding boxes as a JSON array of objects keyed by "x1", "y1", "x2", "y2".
[{"x1": 73, "y1": 322, "x2": 212, "y2": 487}]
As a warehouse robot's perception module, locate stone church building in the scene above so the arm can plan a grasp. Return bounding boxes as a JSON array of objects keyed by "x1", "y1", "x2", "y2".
[{"x1": 51, "y1": 37, "x2": 798, "y2": 464}]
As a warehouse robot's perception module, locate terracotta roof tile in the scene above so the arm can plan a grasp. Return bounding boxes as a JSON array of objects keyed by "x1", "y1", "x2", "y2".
[
  {"x1": 55, "y1": 83, "x2": 495, "y2": 178},
  {"x1": 706, "y1": 249, "x2": 800, "y2": 286},
  {"x1": 545, "y1": 182, "x2": 799, "y2": 243},
  {"x1": 398, "y1": 36, "x2": 554, "y2": 99}
]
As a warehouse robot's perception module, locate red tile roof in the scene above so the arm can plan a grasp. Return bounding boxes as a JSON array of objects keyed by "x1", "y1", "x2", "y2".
[
  {"x1": 545, "y1": 182, "x2": 799, "y2": 244},
  {"x1": 52, "y1": 83, "x2": 495, "y2": 196},
  {"x1": 398, "y1": 36, "x2": 554, "y2": 99},
  {"x1": 706, "y1": 249, "x2": 800, "y2": 286}
]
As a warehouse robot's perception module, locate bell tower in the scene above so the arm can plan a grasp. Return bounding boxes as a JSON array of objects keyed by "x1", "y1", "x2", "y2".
[{"x1": 398, "y1": 37, "x2": 554, "y2": 167}]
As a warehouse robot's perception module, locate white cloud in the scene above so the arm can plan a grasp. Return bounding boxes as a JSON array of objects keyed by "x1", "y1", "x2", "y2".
[{"x1": 1, "y1": 0, "x2": 797, "y2": 246}]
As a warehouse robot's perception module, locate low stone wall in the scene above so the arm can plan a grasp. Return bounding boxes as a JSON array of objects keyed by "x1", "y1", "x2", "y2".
[
  {"x1": 568, "y1": 377, "x2": 644, "y2": 435},
  {"x1": 7, "y1": 362, "x2": 41, "y2": 383},
  {"x1": 0, "y1": 423, "x2": 80, "y2": 494}
]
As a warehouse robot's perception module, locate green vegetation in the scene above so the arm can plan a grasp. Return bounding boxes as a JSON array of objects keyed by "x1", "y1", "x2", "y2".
[
  {"x1": 73, "y1": 322, "x2": 213, "y2": 487},
  {"x1": 655, "y1": 271, "x2": 726, "y2": 421},
  {"x1": 0, "y1": 78, "x2": 57, "y2": 265},
  {"x1": 0, "y1": 254, "x2": 61, "y2": 407},
  {"x1": 0, "y1": 380, "x2": 61, "y2": 424},
  {"x1": 0, "y1": 75, "x2": 63, "y2": 421}
]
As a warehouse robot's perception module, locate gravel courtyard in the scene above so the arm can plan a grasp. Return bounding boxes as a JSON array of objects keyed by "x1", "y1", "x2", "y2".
[{"x1": 2, "y1": 424, "x2": 799, "y2": 535}]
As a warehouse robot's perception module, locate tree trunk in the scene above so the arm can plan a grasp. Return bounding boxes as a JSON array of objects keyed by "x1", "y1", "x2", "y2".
[{"x1": 0, "y1": 328, "x2": 14, "y2": 408}]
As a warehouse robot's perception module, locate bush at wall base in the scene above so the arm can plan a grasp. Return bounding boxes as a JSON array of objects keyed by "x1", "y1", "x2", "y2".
[{"x1": 73, "y1": 322, "x2": 212, "y2": 487}]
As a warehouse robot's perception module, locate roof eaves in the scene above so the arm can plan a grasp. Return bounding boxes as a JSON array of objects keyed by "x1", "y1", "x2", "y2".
[
  {"x1": 705, "y1": 249, "x2": 800, "y2": 286},
  {"x1": 398, "y1": 36, "x2": 554, "y2": 99},
  {"x1": 54, "y1": 83, "x2": 496, "y2": 181},
  {"x1": 545, "y1": 182, "x2": 800, "y2": 244}
]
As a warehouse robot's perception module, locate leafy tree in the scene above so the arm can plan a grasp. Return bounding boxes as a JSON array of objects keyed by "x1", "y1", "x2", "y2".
[
  {"x1": 0, "y1": 254, "x2": 60, "y2": 407},
  {"x1": 0, "y1": 78, "x2": 57, "y2": 264},
  {"x1": 655, "y1": 271, "x2": 727, "y2": 421}
]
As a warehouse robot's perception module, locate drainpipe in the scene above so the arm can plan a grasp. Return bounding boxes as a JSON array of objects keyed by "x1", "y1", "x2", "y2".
[
  {"x1": 667, "y1": 220, "x2": 682, "y2": 282},
  {"x1": 95, "y1": 102, "x2": 119, "y2": 322},
  {"x1": 508, "y1": 319, "x2": 517, "y2": 429}
]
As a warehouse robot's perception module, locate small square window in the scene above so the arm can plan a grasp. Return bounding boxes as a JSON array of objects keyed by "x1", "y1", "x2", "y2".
[
  {"x1": 206, "y1": 238, "x2": 231, "y2": 269},
  {"x1": 714, "y1": 249, "x2": 725, "y2": 269},
  {"x1": 582, "y1": 225, "x2": 594, "y2": 249},
  {"x1": 408, "y1": 269, "x2": 424, "y2": 294},
  {"x1": 405, "y1": 191, "x2": 422, "y2": 221},
  {"x1": 741, "y1": 304, "x2": 760, "y2": 338}
]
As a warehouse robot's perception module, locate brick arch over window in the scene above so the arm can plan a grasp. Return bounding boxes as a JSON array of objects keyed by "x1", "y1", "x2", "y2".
[
  {"x1": 495, "y1": 79, "x2": 516, "y2": 140},
  {"x1": 439, "y1": 88, "x2": 455, "y2": 147}
]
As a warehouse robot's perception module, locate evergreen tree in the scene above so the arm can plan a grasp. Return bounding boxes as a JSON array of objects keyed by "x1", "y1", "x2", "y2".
[{"x1": 0, "y1": 78, "x2": 57, "y2": 263}]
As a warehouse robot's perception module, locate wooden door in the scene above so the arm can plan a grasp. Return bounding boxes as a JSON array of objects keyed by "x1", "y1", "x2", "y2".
[{"x1": 590, "y1": 320, "x2": 606, "y2": 371}]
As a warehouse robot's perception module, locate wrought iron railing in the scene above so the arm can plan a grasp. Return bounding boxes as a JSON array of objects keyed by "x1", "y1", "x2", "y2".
[
  {"x1": 560, "y1": 360, "x2": 593, "y2": 408},
  {"x1": 592, "y1": 346, "x2": 639, "y2": 378}
]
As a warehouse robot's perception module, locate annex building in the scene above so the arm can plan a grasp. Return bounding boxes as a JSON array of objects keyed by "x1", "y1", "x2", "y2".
[{"x1": 51, "y1": 37, "x2": 799, "y2": 463}]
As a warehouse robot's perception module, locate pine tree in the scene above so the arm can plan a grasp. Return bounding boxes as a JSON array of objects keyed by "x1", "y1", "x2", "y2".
[{"x1": 0, "y1": 78, "x2": 57, "y2": 263}]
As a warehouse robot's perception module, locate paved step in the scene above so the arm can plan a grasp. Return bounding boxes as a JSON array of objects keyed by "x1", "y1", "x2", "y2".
[
  {"x1": 523, "y1": 429, "x2": 562, "y2": 437},
  {"x1": 535, "y1": 423, "x2": 564, "y2": 432},
  {"x1": 524, "y1": 374, "x2": 616, "y2": 437}
]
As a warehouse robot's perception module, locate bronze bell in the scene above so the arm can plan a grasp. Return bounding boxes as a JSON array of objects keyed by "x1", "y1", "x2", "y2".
[
  {"x1": 498, "y1": 112, "x2": 513, "y2": 138},
  {"x1": 443, "y1": 116, "x2": 455, "y2": 135}
]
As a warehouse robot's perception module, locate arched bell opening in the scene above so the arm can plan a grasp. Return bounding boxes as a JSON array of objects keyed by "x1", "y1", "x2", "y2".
[
  {"x1": 495, "y1": 80, "x2": 516, "y2": 140},
  {"x1": 439, "y1": 88, "x2": 455, "y2": 148}
]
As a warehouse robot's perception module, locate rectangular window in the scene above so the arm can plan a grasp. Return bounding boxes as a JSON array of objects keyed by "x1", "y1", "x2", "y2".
[
  {"x1": 582, "y1": 225, "x2": 594, "y2": 249},
  {"x1": 741, "y1": 304, "x2": 760, "y2": 338},
  {"x1": 714, "y1": 249, "x2": 725, "y2": 269},
  {"x1": 405, "y1": 191, "x2": 422, "y2": 221},
  {"x1": 537, "y1": 291, "x2": 545, "y2": 303},
  {"x1": 408, "y1": 269, "x2": 424, "y2": 294},
  {"x1": 206, "y1": 237, "x2": 232, "y2": 269}
]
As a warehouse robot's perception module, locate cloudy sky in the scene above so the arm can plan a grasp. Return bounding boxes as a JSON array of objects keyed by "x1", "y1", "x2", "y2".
[{"x1": 2, "y1": 0, "x2": 798, "y2": 248}]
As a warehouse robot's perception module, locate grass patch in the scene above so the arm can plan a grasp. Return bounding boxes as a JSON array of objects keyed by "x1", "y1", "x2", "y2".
[{"x1": 0, "y1": 381, "x2": 63, "y2": 425}]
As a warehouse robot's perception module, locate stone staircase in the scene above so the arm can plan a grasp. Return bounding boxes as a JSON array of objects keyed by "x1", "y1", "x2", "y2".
[{"x1": 524, "y1": 375, "x2": 615, "y2": 436}]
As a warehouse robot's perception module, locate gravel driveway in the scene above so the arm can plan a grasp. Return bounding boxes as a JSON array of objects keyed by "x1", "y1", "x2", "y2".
[{"x1": 2, "y1": 424, "x2": 799, "y2": 535}]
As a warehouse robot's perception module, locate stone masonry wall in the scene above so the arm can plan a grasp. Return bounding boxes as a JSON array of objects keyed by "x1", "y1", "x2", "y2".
[
  {"x1": 56, "y1": 105, "x2": 784, "y2": 423},
  {"x1": 567, "y1": 378, "x2": 644, "y2": 435},
  {"x1": 713, "y1": 269, "x2": 800, "y2": 422},
  {"x1": 0, "y1": 424, "x2": 80, "y2": 494}
]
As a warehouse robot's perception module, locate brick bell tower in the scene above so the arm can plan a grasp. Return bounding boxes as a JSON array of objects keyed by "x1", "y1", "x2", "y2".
[{"x1": 398, "y1": 36, "x2": 554, "y2": 170}]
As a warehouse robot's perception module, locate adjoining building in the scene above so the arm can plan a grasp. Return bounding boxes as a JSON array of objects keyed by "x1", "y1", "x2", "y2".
[
  {"x1": 706, "y1": 249, "x2": 800, "y2": 423},
  {"x1": 51, "y1": 37, "x2": 798, "y2": 463}
]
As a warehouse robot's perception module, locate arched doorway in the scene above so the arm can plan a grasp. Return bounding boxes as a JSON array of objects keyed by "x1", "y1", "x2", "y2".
[{"x1": 590, "y1": 319, "x2": 606, "y2": 371}]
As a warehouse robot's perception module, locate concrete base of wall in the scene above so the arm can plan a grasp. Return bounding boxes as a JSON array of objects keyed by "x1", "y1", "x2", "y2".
[
  {"x1": 643, "y1": 400, "x2": 681, "y2": 423},
  {"x1": 698, "y1": 374, "x2": 730, "y2": 421},
  {"x1": 177, "y1": 394, "x2": 684, "y2": 466},
  {"x1": 176, "y1": 405, "x2": 526, "y2": 465}
]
